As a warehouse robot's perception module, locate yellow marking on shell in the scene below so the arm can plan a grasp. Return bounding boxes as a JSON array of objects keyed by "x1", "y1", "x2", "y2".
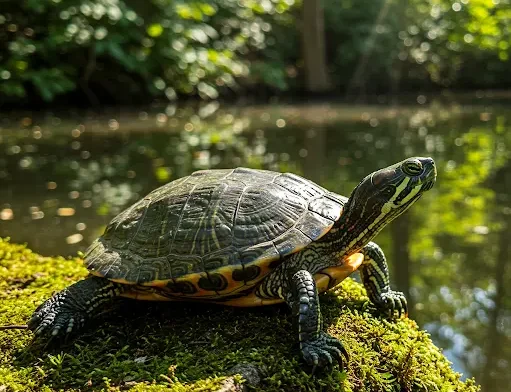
[
  {"x1": 121, "y1": 290, "x2": 177, "y2": 301},
  {"x1": 113, "y1": 246, "x2": 282, "y2": 300},
  {"x1": 135, "y1": 264, "x2": 263, "y2": 298},
  {"x1": 211, "y1": 228, "x2": 220, "y2": 252},
  {"x1": 135, "y1": 272, "x2": 206, "y2": 296},
  {"x1": 210, "y1": 210, "x2": 221, "y2": 252},
  {"x1": 249, "y1": 257, "x2": 278, "y2": 283},
  {"x1": 189, "y1": 215, "x2": 204, "y2": 255},
  {"x1": 157, "y1": 215, "x2": 168, "y2": 257},
  {"x1": 89, "y1": 270, "x2": 104, "y2": 278},
  {"x1": 238, "y1": 242, "x2": 282, "y2": 282},
  {"x1": 118, "y1": 254, "x2": 365, "y2": 306},
  {"x1": 212, "y1": 259, "x2": 278, "y2": 297},
  {"x1": 209, "y1": 264, "x2": 261, "y2": 296},
  {"x1": 314, "y1": 252, "x2": 364, "y2": 293},
  {"x1": 137, "y1": 278, "x2": 173, "y2": 288},
  {"x1": 120, "y1": 285, "x2": 285, "y2": 306}
]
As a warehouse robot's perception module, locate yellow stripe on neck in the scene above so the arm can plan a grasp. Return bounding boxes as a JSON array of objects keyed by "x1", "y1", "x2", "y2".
[{"x1": 343, "y1": 177, "x2": 414, "y2": 253}]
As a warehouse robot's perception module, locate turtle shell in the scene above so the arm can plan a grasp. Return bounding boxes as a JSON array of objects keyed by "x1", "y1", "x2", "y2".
[{"x1": 84, "y1": 168, "x2": 345, "y2": 298}]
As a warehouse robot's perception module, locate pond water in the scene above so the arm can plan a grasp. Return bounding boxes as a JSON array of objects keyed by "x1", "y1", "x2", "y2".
[{"x1": 1, "y1": 97, "x2": 510, "y2": 391}]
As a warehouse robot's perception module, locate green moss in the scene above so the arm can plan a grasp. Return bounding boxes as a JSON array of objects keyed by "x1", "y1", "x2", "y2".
[{"x1": 0, "y1": 238, "x2": 479, "y2": 391}]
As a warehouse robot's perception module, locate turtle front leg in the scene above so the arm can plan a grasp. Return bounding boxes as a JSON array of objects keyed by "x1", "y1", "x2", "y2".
[
  {"x1": 286, "y1": 270, "x2": 349, "y2": 370},
  {"x1": 29, "y1": 276, "x2": 124, "y2": 338},
  {"x1": 359, "y1": 242, "x2": 407, "y2": 317}
]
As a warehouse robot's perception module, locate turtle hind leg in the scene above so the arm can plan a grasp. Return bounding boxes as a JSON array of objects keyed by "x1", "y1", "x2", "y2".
[
  {"x1": 359, "y1": 241, "x2": 408, "y2": 317},
  {"x1": 28, "y1": 276, "x2": 125, "y2": 338}
]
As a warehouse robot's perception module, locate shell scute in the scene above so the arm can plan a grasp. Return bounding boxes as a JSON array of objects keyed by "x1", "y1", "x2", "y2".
[
  {"x1": 85, "y1": 239, "x2": 125, "y2": 278},
  {"x1": 103, "y1": 198, "x2": 151, "y2": 250},
  {"x1": 85, "y1": 168, "x2": 343, "y2": 291},
  {"x1": 240, "y1": 241, "x2": 280, "y2": 265},
  {"x1": 169, "y1": 254, "x2": 203, "y2": 277},
  {"x1": 136, "y1": 258, "x2": 172, "y2": 284},
  {"x1": 234, "y1": 184, "x2": 307, "y2": 248},
  {"x1": 326, "y1": 192, "x2": 348, "y2": 205},
  {"x1": 120, "y1": 179, "x2": 197, "y2": 259},
  {"x1": 202, "y1": 248, "x2": 239, "y2": 272},
  {"x1": 273, "y1": 228, "x2": 312, "y2": 257},
  {"x1": 309, "y1": 196, "x2": 343, "y2": 221},
  {"x1": 228, "y1": 167, "x2": 277, "y2": 185},
  {"x1": 295, "y1": 210, "x2": 336, "y2": 241},
  {"x1": 274, "y1": 173, "x2": 326, "y2": 200},
  {"x1": 191, "y1": 168, "x2": 234, "y2": 180},
  {"x1": 237, "y1": 241, "x2": 280, "y2": 285},
  {"x1": 172, "y1": 181, "x2": 243, "y2": 256}
]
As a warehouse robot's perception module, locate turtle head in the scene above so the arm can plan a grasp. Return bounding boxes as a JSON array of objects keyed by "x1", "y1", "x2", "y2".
[{"x1": 336, "y1": 157, "x2": 436, "y2": 254}]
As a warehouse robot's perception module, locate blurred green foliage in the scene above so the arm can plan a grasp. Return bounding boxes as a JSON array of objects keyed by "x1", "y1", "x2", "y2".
[
  {"x1": 0, "y1": 0, "x2": 295, "y2": 103},
  {"x1": 321, "y1": 0, "x2": 511, "y2": 92},
  {"x1": 0, "y1": 0, "x2": 510, "y2": 104}
]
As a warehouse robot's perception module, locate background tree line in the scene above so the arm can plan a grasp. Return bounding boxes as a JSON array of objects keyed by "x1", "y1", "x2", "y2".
[{"x1": 0, "y1": 0, "x2": 510, "y2": 106}]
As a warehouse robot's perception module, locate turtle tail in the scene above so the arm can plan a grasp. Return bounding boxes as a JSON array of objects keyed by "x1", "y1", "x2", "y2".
[{"x1": 28, "y1": 276, "x2": 125, "y2": 338}]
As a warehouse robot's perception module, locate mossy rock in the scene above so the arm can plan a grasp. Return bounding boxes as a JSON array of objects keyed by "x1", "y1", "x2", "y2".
[{"x1": 0, "y1": 238, "x2": 478, "y2": 391}]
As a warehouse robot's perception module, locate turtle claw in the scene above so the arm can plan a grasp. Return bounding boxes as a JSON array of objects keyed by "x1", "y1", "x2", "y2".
[
  {"x1": 28, "y1": 277, "x2": 120, "y2": 341},
  {"x1": 28, "y1": 291, "x2": 86, "y2": 339},
  {"x1": 402, "y1": 298, "x2": 409, "y2": 317},
  {"x1": 339, "y1": 343, "x2": 350, "y2": 363},
  {"x1": 377, "y1": 290, "x2": 408, "y2": 318},
  {"x1": 301, "y1": 332, "x2": 349, "y2": 371}
]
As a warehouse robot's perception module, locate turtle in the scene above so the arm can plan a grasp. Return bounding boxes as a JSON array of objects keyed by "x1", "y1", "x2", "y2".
[{"x1": 29, "y1": 157, "x2": 436, "y2": 370}]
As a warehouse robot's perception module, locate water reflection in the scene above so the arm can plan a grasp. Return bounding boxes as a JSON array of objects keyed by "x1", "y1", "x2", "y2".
[{"x1": 1, "y1": 100, "x2": 510, "y2": 391}]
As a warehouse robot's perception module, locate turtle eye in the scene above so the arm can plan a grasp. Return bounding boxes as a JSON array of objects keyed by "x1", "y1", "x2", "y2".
[{"x1": 402, "y1": 159, "x2": 423, "y2": 176}]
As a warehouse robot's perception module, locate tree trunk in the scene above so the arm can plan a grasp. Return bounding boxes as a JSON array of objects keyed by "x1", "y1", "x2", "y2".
[{"x1": 302, "y1": 0, "x2": 330, "y2": 92}]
